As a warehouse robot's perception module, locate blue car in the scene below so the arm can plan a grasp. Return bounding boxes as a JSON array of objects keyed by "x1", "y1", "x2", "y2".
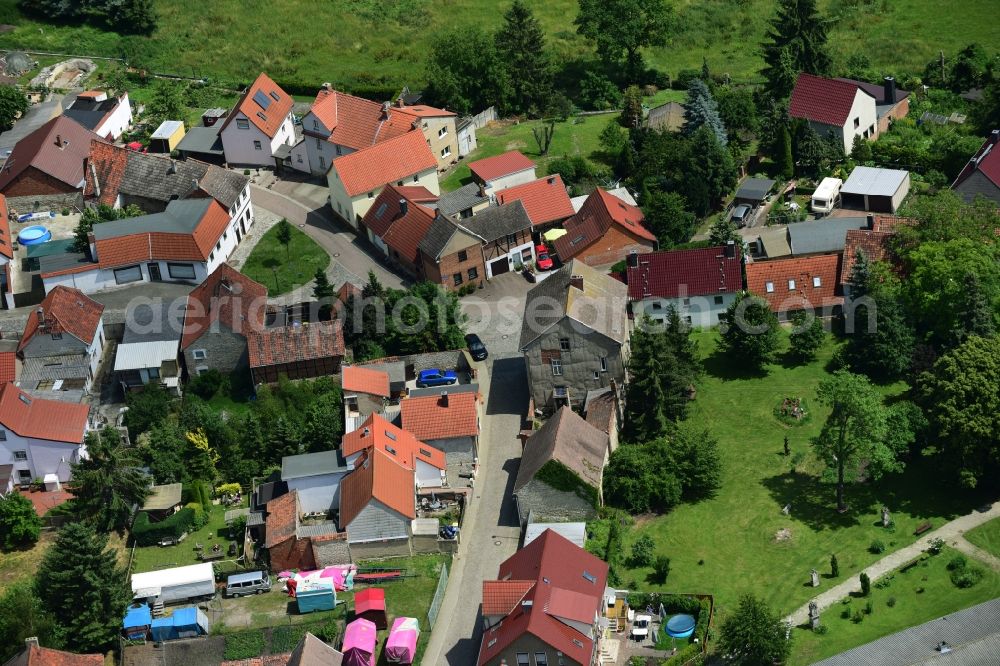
[{"x1": 417, "y1": 368, "x2": 458, "y2": 388}]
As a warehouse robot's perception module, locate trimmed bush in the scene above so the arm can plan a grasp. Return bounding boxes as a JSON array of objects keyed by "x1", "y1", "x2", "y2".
[
  {"x1": 948, "y1": 555, "x2": 985, "y2": 589},
  {"x1": 187, "y1": 369, "x2": 224, "y2": 400},
  {"x1": 186, "y1": 502, "x2": 208, "y2": 529},
  {"x1": 869, "y1": 539, "x2": 885, "y2": 554},
  {"x1": 131, "y1": 507, "x2": 195, "y2": 546}
]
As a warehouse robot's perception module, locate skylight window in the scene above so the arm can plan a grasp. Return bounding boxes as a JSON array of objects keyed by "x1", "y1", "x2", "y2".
[
  {"x1": 385, "y1": 445, "x2": 397, "y2": 455},
  {"x1": 582, "y1": 571, "x2": 597, "y2": 583},
  {"x1": 18, "y1": 394, "x2": 31, "y2": 405},
  {"x1": 269, "y1": 90, "x2": 281, "y2": 102},
  {"x1": 813, "y1": 276, "x2": 822, "y2": 287},
  {"x1": 385, "y1": 430, "x2": 397, "y2": 441},
  {"x1": 256, "y1": 111, "x2": 268, "y2": 122}
]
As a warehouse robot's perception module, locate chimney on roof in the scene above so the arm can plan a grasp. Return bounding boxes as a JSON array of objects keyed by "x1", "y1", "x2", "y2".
[
  {"x1": 168, "y1": 160, "x2": 177, "y2": 175},
  {"x1": 396, "y1": 96, "x2": 405, "y2": 108},
  {"x1": 399, "y1": 198, "x2": 408, "y2": 217},
  {"x1": 991, "y1": 129, "x2": 1000, "y2": 145},
  {"x1": 35, "y1": 307, "x2": 45, "y2": 331},
  {"x1": 321, "y1": 82, "x2": 332, "y2": 92},
  {"x1": 569, "y1": 274, "x2": 584, "y2": 291},
  {"x1": 626, "y1": 251, "x2": 639, "y2": 268},
  {"x1": 439, "y1": 390, "x2": 449, "y2": 406},
  {"x1": 547, "y1": 176, "x2": 555, "y2": 185},
  {"x1": 55, "y1": 134, "x2": 62, "y2": 148},
  {"x1": 24, "y1": 637, "x2": 39, "y2": 648},
  {"x1": 883, "y1": 76, "x2": 897, "y2": 105},
  {"x1": 724, "y1": 240, "x2": 736, "y2": 258},
  {"x1": 363, "y1": 427, "x2": 370, "y2": 437},
  {"x1": 381, "y1": 101, "x2": 391, "y2": 119}
]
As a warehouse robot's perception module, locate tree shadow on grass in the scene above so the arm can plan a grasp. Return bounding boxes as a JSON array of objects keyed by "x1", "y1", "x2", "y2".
[{"x1": 702, "y1": 346, "x2": 772, "y2": 381}]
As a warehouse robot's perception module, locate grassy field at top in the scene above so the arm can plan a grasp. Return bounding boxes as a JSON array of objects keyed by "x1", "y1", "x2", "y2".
[{"x1": 0, "y1": 1, "x2": 997, "y2": 94}]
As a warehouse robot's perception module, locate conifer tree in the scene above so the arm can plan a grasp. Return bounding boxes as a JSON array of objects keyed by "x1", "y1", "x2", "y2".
[
  {"x1": 682, "y1": 79, "x2": 727, "y2": 147},
  {"x1": 761, "y1": 0, "x2": 831, "y2": 98},
  {"x1": 495, "y1": 0, "x2": 553, "y2": 116}
]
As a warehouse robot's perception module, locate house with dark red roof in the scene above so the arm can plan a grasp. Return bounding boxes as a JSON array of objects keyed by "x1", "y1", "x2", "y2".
[
  {"x1": 339, "y1": 447, "x2": 416, "y2": 555},
  {"x1": 745, "y1": 253, "x2": 844, "y2": 318},
  {"x1": 496, "y1": 175, "x2": 575, "y2": 228},
  {"x1": 627, "y1": 243, "x2": 743, "y2": 328},
  {"x1": 247, "y1": 320, "x2": 345, "y2": 385},
  {"x1": 0, "y1": 115, "x2": 107, "y2": 200},
  {"x1": 952, "y1": 129, "x2": 1000, "y2": 207},
  {"x1": 400, "y1": 387, "x2": 480, "y2": 462},
  {"x1": 219, "y1": 72, "x2": 296, "y2": 167},
  {"x1": 467, "y1": 150, "x2": 537, "y2": 194},
  {"x1": 553, "y1": 188, "x2": 656, "y2": 267},
  {"x1": 4, "y1": 638, "x2": 103, "y2": 666},
  {"x1": 841, "y1": 215, "x2": 912, "y2": 300},
  {"x1": 361, "y1": 184, "x2": 440, "y2": 278},
  {"x1": 264, "y1": 489, "x2": 345, "y2": 571},
  {"x1": 478, "y1": 529, "x2": 609, "y2": 666},
  {"x1": 17, "y1": 286, "x2": 105, "y2": 394},
  {"x1": 789, "y1": 73, "x2": 878, "y2": 154}
]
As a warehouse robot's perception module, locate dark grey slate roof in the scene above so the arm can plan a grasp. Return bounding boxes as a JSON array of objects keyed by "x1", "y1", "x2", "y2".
[
  {"x1": 123, "y1": 300, "x2": 183, "y2": 344},
  {"x1": 736, "y1": 177, "x2": 776, "y2": 201},
  {"x1": 515, "y1": 405, "x2": 608, "y2": 492},
  {"x1": 120, "y1": 152, "x2": 247, "y2": 209},
  {"x1": 197, "y1": 165, "x2": 247, "y2": 210},
  {"x1": 93, "y1": 198, "x2": 214, "y2": 240},
  {"x1": 437, "y1": 182, "x2": 487, "y2": 217},
  {"x1": 360, "y1": 360, "x2": 406, "y2": 389},
  {"x1": 812, "y1": 597, "x2": 1000, "y2": 666},
  {"x1": 176, "y1": 126, "x2": 224, "y2": 156},
  {"x1": 459, "y1": 200, "x2": 531, "y2": 242},
  {"x1": 418, "y1": 215, "x2": 460, "y2": 260},
  {"x1": 281, "y1": 450, "x2": 348, "y2": 480},
  {"x1": 787, "y1": 217, "x2": 868, "y2": 256},
  {"x1": 64, "y1": 97, "x2": 120, "y2": 132}
]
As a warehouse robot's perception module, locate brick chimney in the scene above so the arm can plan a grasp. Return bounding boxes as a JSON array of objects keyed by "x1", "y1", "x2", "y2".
[
  {"x1": 35, "y1": 307, "x2": 46, "y2": 331},
  {"x1": 396, "y1": 96, "x2": 405, "y2": 108},
  {"x1": 439, "y1": 390, "x2": 449, "y2": 407},
  {"x1": 569, "y1": 274, "x2": 584, "y2": 291},
  {"x1": 24, "y1": 637, "x2": 39, "y2": 648},
  {"x1": 399, "y1": 199, "x2": 408, "y2": 217}
]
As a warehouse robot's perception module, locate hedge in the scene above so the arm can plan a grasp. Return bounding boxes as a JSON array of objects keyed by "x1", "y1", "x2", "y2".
[
  {"x1": 224, "y1": 630, "x2": 265, "y2": 660},
  {"x1": 132, "y1": 507, "x2": 195, "y2": 546},
  {"x1": 627, "y1": 593, "x2": 701, "y2": 616}
]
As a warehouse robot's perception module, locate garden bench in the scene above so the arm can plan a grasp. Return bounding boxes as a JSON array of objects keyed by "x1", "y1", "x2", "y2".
[
  {"x1": 900, "y1": 557, "x2": 923, "y2": 573},
  {"x1": 914, "y1": 522, "x2": 933, "y2": 536},
  {"x1": 199, "y1": 551, "x2": 224, "y2": 562}
]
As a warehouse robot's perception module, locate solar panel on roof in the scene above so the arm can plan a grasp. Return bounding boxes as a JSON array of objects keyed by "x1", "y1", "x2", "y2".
[{"x1": 253, "y1": 90, "x2": 272, "y2": 110}]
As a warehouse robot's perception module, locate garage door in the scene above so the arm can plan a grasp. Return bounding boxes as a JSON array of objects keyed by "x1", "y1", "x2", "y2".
[{"x1": 489, "y1": 257, "x2": 510, "y2": 277}]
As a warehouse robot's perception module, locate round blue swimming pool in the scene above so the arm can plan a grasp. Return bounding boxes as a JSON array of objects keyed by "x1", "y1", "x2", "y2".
[
  {"x1": 665, "y1": 613, "x2": 696, "y2": 639},
  {"x1": 18, "y1": 225, "x2": 52, "y2": 245}
]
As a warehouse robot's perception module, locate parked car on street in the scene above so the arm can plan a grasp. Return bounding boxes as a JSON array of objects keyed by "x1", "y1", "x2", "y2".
[
  {"x1": 731, "y1": 204, "x2": 752, "y2": 227},
  {"x1": 416, "y1": 368, "x2": 458, "y2": 388},
  {"x1": 465, "y1": 333, "x2": 488, "y2": 361},
  {"x1": 535, "y1": 244, "x2": 554, "y2": 271}
]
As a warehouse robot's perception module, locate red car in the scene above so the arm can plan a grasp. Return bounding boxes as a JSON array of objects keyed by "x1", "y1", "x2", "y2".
[{"x1": 535, "y1": 244, "x2": 554, "y2": 271}]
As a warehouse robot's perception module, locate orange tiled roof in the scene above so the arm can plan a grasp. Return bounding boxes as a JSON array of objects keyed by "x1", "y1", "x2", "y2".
[
  {"x1": 265, "y1": 491, "x2": 297, "y2": 548},
  {"x1": 553, "y1": 187, "x2": 654, "y2": 260},
  {"x1": 0, "y1": 351, "x2": 15, "y2": 383},
  {"x1": 496, "y1": 175, "x2": 575, "y2": 226},
  {"x1": 468, "y1": 151, "x2": 535, "y2": 183},
  {"x1": 393, "y1": 103, "x2": 456, "y2": 119},
  {"x1": 309, "y1": 90, "x2": 415, "y2": 151},
  {"x1": 0, "y1": 383, "x2": 89, "y2": 443},
  {"x1": 19, "y1": 285, "x2": 104, "y2": 352},
  {"x1": 247, "y1": 320, "x2": 344, "y2": 369},
  {"x1": 221, "y1": 72, "x2": 294, "y2": 138},
  {"x1": 482, "y1": 580, "x2": 535, "y2": 616},
  {"x1": 400, "y1": 390, "x2": 479, "y2": 441},
  {"x1": 181, "y1": 264, "x2": 267, "y2": 349},
  {"x1": 14, "y1": 644, "x2": 103, "y2": 666},
  {"x1": 746, "y1": 253, "x2": 844, "y2": 313},
  {"x1": 339, "y1": 448, "x2": 416, "y2": 526},
  {"x1": 85, "y1": 139, "x2": 128, "y2": 207},
  {"x1": 342, "y1": 366, "x2": 390, "y2": 397},
  {"x1": 341, "y1": 413, "x2": 446, "y2": 471},
  {"x1": 332, "y1": 131, "x2": 437, "y2": 198}
]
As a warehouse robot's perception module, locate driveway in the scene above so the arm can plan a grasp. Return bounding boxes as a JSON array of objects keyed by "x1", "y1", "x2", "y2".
[
  {"x1": 0, "y1": 93, "x2": 65, "y2": 153},
  {"x1": 459, "y1": 272, "x2": 530, "y2": 358}
]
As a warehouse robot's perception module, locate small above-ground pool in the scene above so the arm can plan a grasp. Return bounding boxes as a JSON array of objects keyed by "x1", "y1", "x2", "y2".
[
  {"x1": 18, "y1": 225, "x2": 52, "y2": 245},
  {"x1": 665, "y1": 613, "x2": 696, "y2": 639}
]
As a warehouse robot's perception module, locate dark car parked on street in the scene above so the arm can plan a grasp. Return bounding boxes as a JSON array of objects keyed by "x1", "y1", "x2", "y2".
[{"x1": 465, "y1": 333, "x2": 488, "y2": 361}]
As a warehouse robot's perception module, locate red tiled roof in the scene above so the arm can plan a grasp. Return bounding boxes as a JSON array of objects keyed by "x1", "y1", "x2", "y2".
[
  {"x1": 12, "y1": 644, "x2": 103, "y2": 666},
  {"x1": 745, "y1": 253, "x2": 844, "y2": 313},
  {"x1": 85, "y1": 139, "x2": 128, "y2": 206},
  {"x1": 0, "y1": 352, "x2": 15, "y2": 383},
  {"x1": 468, "y1": 151, "x2": 535, "y2": 183},
  {"x1": 0, "y1": 194, "x2": 12, "y2": 259},
  {"x1": 626, "y1": 245, "x2": 742, "y2": 300},
  {"x1": 0, "y1": 383, "x2": 88, "y2": 443},
  {"x1": 265, "y1": 491, "x2": 297, "y2": 548},
  {"x1": 221, "y1": 72, "x2": 294, "y2": 138},
  {"x1": 554, "y1": 187, "x2": 655, "y2": 260},
  {"x1": 19, "y1": 286, "x2": 104, "y2": 352},
  {"x1": 841, "y1": 229, "x2": 894, "y2": 285},
  {"x1": 247, "y1": 320, "x2": 344, "y2": 369},
  {"x1": 342, "y1": 413, "x2": 446, "y2": 471},
  {"x1": 482, "y1": 580, "x2": 535, "y2": 616},
  {"x1": 789, "y1": 73, "x2": 872, "y2": 127},
  {"x1": 309, "y1": 90, "x2": 416, "y2": 151},
  {"x1": 361, "y1": 184, "x2": 439, "y2": 264},
  {"x1": 342, "y1": 366, "x2": 390, "y2": 397},
  {"x1": 953, "y1": 131, "x2": 1000, "y2": 190},
  {"x1": 400, "y1": 391, "x2": 479, "y2": 441},
  {"x1": 0, "y1": 115, "x2": 107, "y2": 193},
  {"x1": 478, "y1": 530, "x2": 608, "y2": 666},
  {"x1": 393, "y1": 104, "x2": 456, "y2": 119},
  {"x1": 496, "y1": 175, "x2": 575, "y2": 226},
  {"x1": 332, "y1": 131, "x2": 437, "y2": 197},
  {"x1": 339, "y1": 448, "x2": 416, "y2": 527},
  {"x1": 181, "y1": 264, "x2": 268, "y2": 349}
]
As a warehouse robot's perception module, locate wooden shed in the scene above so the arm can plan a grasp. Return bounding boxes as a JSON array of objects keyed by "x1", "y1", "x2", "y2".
[{"x1": 150, "y1": 120, "x2": 186, "y2": 153}]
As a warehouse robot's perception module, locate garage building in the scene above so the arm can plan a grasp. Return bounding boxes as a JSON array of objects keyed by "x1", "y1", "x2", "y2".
[{"x1": 840, "y1": 166, "x2": 910, "y2": 213}]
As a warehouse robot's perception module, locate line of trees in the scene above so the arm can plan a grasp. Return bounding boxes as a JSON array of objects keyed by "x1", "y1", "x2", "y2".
[{"x1": 19, "y1": 0, "x2": 156, "y2": 35}]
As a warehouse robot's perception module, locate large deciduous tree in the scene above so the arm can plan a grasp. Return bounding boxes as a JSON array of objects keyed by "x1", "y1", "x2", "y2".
[
  {"x1": 70, "y1": 428, "x2": 150, "y2": 534},
  {"x1": 0, "y1": 85, "x2": 29, "y2": 131},
  {"x1": 683, "y1": 79, "x2": 727, "y2": 147},
  {"x1": 0, "y1": 492, "x2": 41, "y2": 550},
  {"x1": 0, "y1": 582, "x2": 62, "y2": 663},
  {"x1": 719, "y1": 594, "x2": 791, "y2": 666},
  {"x1": 788, "y1": 311, "x2": 825, "y2": 361},
  {"x1": 761, "y1": 0, "x2": 831, "y2": 98},
  {"x1": 575, "y1": 0, "x2": 673, "y2": 82},
  {"x1": 720, "y1": 293, "x2": 780, "y2": 371},
  {"x1": 495, "y1": 0, "x2": 553, "y2": 116},
  {"x1": 425, "y1": 29, "x2": 510, "y2": 115},
  {"x1": 845, "y1": 251, "x2": 915, "y2": 379}
]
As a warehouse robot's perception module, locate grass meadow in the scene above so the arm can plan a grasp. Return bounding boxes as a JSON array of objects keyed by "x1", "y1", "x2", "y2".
[
  {"x1": 240, "y1": 224, "x2": 329, "y2": 297},
  {"x1": 965, "y1": 517, "x2": 1000, "y2": 560}
]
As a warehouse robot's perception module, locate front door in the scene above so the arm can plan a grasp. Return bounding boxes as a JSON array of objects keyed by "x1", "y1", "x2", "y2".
[{"x1": 147, "y1": 263, "x2": 161, "y2": 281}]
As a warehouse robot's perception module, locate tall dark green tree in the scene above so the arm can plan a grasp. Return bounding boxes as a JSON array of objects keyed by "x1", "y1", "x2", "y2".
[
  {"x1": 719, "y1": 594, "x2": 791, "y2": 666},
  {"x1": 0, "y1": 86, "x2": 29, "y2": 131},
  {"x1": 643, "y1": 190, "x2": 696, "y2": 247},
  {"x1": 36, "y1": 522, "x2": 129, "y2": 653},
  {"x1": 708, "y1": 216, "x2": 741, "y2": 247},
  {"x1": 761, "y1": 0, "x2": 831, "y2": 98},
  {"x1": 575, "y1": 0, "x2": 673, "y2": 82},
  {"x1": 105, "y1": 0, "x2": 158, "y2": 34},
  {"x1": 425, "y1": 28, "x2": 510, "y2": 114},
  {"x1": 845, "y1": 254, "x2": 915, "y2": 379},
  {"x1": 70, "y1": 428, "x2": 150, "y2": 534},
  {"x1": 679, "y1": 126, "x2": 738, "y2": 216},
  {"x1": 788, "y1": 311, "x2": 825, "y2": 361},
  {"x1": 495, "y1": 0, "x2": 553, "y2": 116},
  {"x1": 603, "y1": 440, "x2": 682, "y2": 513},
  {"x1": 669, "y1": 425, "x2": 722, "y2": 500},
  {"x1": 682, "y1": 79, "x2": 727, "y2": 147},
  {"x1": 951, "y1": 272, "x2": 997, "y2": 346},
  {"x1": 720, "y1": 293, "x2": 780, "y2": 371},
  {"x1": 777, "y1": 124, "x2": 794, "y2": 180}
]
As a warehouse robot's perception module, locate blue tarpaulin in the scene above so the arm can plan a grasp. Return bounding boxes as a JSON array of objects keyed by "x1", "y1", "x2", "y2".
[
  {"x1": 149, "y1": 607, "x2": 208, "y2": 641},
  {"x1": 123, "y1": 604, "x2": 152, "y2": 639}
]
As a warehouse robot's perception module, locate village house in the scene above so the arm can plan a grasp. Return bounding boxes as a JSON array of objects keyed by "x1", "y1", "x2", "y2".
[
  {"x1": 840, "y1": 214, "x2": 911, "y2": 301},
  {"x1": 478, "y1": 529, "x2": 610, "y2": 666},
  {"x1": 328, "y1": 130, "x2": 439, "y2": 228},
  {"x1": 17, "y1": 286, "x2": 105, "y2": 394},
  {"x1": 0, "y1": 382, "x2": 90, "y2": 493},
  {"x1": 219, "y1": 73, "x2": 296, "y2": 167},
  {"x1": 553, "y1": 187, "x2": 656, "y2": 267},
  {"x1": 584, "y1": 387, "x2": 619, "y2": 452},
  {"x1": 418, "y1": 214, "x2": 487, "y2": 292},
  {"x1": 626, "y1": 243, "x2": 743, "y2": 328},
  {"x1": 114, "y1": 300, "x2": 181, "y2": 395},
  {"x1": 341, "y1": 413, "x2": 447, "y2": 489},
  {"x1": 951, "y1": 129, "x2": 1000, "y2": 206},
  {"x1": 180, "y1": 264, "x2": 267, "y2": 376},
  {"x1": 789, "y1": 73, "x2": 879, "y2": 154},
  {"x1": 437, "y1": 182, "x2": 490, "y2": 220},
  {"x1": 459, "y1": 201, "x2": 535, "y2": 278},
  {"x1": 63, "y1": 89, "x2": 133, "y2": 140},
  {"x1": 342, "y1": 365, "x2": 391, "y2": 433},
  {"x1": 519, "y1": 261, "x2": 630, "y2": 411},
  {"x1": 4, "y1": 638, "x2": 103, "y2": 666},
  {"x1": 400, "y1": 387, "x2": 480, "y2": 463},
  {"x1": 514, "y1": 406, "x2": 609, "y2": 526},
  {"x1": 786, "y1": 216, "x2": 869, "y2": 256},
  {"x1": 361, "y1": 184, "x2": 440, "y2": 278},
  {"x1": 496, "y1": 174, "x2": 576, "y2": 228},
  {"x1": 281, "y1": 450, "x2": 351, "y2": 515},
  {"x1": 339, "y1": 447, "x2": 417, "y2": 558},
  {"x1": 467, "y1": 150, "x2": 537, "y2": 195},
  {"x1": 456, "y1": 116, "x2": 478, "y2": 157},
  {"x1": 746, "y1": 253, "x2": 844, "y2": 318},
  {"x1": 264, "y1": 490, "x2": 346, "y2": 571},
  {"x1": 835, "y1": 75, "x2": 911, "y2": 134},
  {"x1": 391, "y1": 96, "x2": 459, "y2": 171},
  {"x1": 247, "y1": 320, "x2": 345, "y2": 385}
]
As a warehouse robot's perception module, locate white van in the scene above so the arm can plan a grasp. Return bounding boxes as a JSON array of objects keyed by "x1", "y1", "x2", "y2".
[
  {"x1": 811, "y1": 177, "x2": 843, "y2": 215},
  {"x1": 225, "y1": 571, "x2": 271, "y2": 597}
]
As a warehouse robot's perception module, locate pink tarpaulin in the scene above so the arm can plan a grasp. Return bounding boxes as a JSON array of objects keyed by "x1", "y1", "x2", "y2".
[
  {"x1": 343, "y1": 618, "x2": 376, "y2": 666},
  {"x1": 385, "y1": 617, "x2": 419, "y2": 664}
]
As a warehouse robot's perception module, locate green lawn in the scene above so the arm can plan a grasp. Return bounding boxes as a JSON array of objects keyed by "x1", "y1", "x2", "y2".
[
  {"x1": 241, "y1": 224, "x2": 329, "y2": 297},
  {"x1": 616, "y1": 329, "x2": 989, "y2": 627},
  {"x1": 789, "y1": 547, "x2": 1000, "y2": 665},
  {"x1": 965, "y1": 517, "x2": 1000, "y2": 560},
  {"x1": 0, "y1": 531, "x2": 54, "y2": 594},
  {"x1": 131, "y1": 503, "x2": 237, "y2": 573}
]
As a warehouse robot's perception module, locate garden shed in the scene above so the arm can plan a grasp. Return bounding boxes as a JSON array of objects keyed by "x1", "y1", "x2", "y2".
[
  {"x1": 734, "y1": 177, "x2": 776, "y2": 206},
  {"x1": 149, "y1": 606, "x2": 208, "y2": 641},
  {"x1": 354, "y1": 587, "x2": 387, "y2": 629}
]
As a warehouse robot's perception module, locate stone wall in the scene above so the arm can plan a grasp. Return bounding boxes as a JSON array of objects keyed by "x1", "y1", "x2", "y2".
[
  {"x1": 514, "y1": 478, "x2": 597, "y2": 526},
  {"x1": 413, "y1": 534, "x2": 459, "y2": 554},
  {"x1": 312, "y1": 533, "x2": 351, "y2": 566},
  {"x1": 6, "y1": 193, "x2": 84, "y2": 215},
  {"x1": 183, "y1": 328, "x2": 248, "y2": 376}
]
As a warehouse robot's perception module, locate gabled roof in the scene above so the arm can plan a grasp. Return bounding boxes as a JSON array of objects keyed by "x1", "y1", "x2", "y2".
[
  {"x1": 0, "y1": 383, "x2": 88, "y2": 443},
  {"x1": 626, "y1": 245, "x2": 742, "y2": 300},
  {"x1": 265, "y1": 491, "x2": 298, "y2": 548},
  {"x1": 467, "y1": 151, "x2": 535, "y2": 183},
  {"x1": 332, "y1": 131, "x2": 437, "y2": 197},
  {"x1": 515, "y1": 406, "x2": 608, "y2": 492},
  {"x1": 5, "y1": 643, "x2": 103, "y2": 666},
  {"x1": 840, "y1": 215, "x2": 911, "y2": 285},
  {"x1": 786, "y1": 216, "x2": 868, "y2": 256},
  {"x1": 482, "y1": 580, "x2": 535, "y2": 616},
  {"x1": 181, "y1": 264, "x2": 267, "y2": 349},
  {"x1": 745, "y1": 253, "x2": 843, "y2": 313},
  {"x1": 518, "y1": 260, "x2": 629, "y2": 350},
  {"x1": 417, "y1": 215, "x2": 479, "y2": 261},
  {"x1": 834, "y1": 77, "x2": 911, "y2": 105},
  {"x1": 400, "y1": 390, "x2": 479, "y2": 441},
  {"x1": 790, "y1": 73, "x2": 873, "y2": 126},
  {"x1": 0, "y1": 115, "x2": 107, "y2": 192},
  {"x1": 341, "y1": 412, "x2": 446, "y2": 471},
  {"x1": 458, "y1": 201, "x2": 532, "y2": 242},
  {"x1": 287, "y1": 632, "x2": 344, "y2": 666},
  {"x1": 64, "y1": 93, "x2": 125, "y2": 133},
  {"x1": 247, "y1": 320, "x2": 345, "y2": 369},
  {"x1": 841, "y1": 166, "x2": 909, "y2": 197},
  {"x1": 393, "y1": 103, "x2": 455, "y2": 119},
  {"x1": 339, "y1": 448, "x2": 416, "y2": 526},
  {"x1": 221, "y1": 72, "x2": 294, "y2": 138},
  {"x1": 436, "y1": 182, "x2": 489, "y2": 218},
  {"x1": 361, "y1": 184, "x2": 439, "y2": 264},
  {"x1": 19, "y1": 286, "x2": 104, "y2": 353},
  {"x1": 281, "y1": 450, "x2": 347, "y2": 481},
  {"x1": 952, "y1": 130, "x2": 1000, "y2": 199},
  {"x1": 309, "y1": 89, "x2": 415, "y2": 151},
  {"x1": 496, "y1": 175, "x2": 575, "y2": 226},
  {"x1": 553, "y1": 187, "x2": 654, "y2": 260},
  {"x1": 342, "y1": 365, "x2": 390, "y2": 397}
]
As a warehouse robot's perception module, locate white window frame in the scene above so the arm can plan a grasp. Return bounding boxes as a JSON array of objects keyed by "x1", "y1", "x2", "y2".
[
  {"x1": 788, "y1": 279, "x2": 796, "y2": 291},
  {"x1": 438, "y1": 126, "x2": 448, "y2": 138},
  {"x1": 551, "y1": 358, "x2": 562, "y2": 376},
  {"x1": 167, "y1": 262, "x2": 196, "y2": 280},
  {"x1": 765, "y1": 281, "x2": 774, "y2": 293},
  {"x1": 441, "y1": 146, "x2": 451, "y2": 158},
  {"x1": 559, "y1": 338, "x2": 571, "y2": 351},
  {"x1": 13, "y1": 450, "x2": 27, "y2": 461},
  {"x1": 192, "y1": 349, "x2": 207, "y2": 361},
  {"x1": 600, "y1": 356, "x2": 608, "y2": 373},
  {"x1": 813, "y1": 276, "x2": 822, "y2": 287},
  {"x1": 253, "y1": 140, "x2": 262, "y2": 151},
  {"x1": 236, "y1": 118, "x2": 250, "y2": 130}
]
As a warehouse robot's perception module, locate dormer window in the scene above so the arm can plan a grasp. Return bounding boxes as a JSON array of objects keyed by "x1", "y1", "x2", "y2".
[
  {"x1": 788, "y1": 279, "x2": 796, "y2": 291},
  {"x1": 765, "y1": 281, "x2": 774, "y2": 293},
  {"x1": 813, "y1": 276, "x2": 822, "y2": 287}
]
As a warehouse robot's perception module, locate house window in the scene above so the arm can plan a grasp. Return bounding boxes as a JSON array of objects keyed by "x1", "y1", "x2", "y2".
[
  {"x1": 788, "y1": 279, "x2": 796, "y2": 291},
  {"x1": 453, "y1": 272, "x2": 463, "y2": 286},
  {"x1": 551, "y1": 358, "x2": 562, "y2": 376},
  {"x1": 319, "y1": 156, "x2": 326, "y2": 169},
  {"x1": 0, "y1": 430, "x2": 5, "y2": 441},
  {"x1": 535, "y1": 653, "x2": 548, "y2": 665},
  {"x1": 316, "y1": 138, "x2": 321, "y2": 149},
  {"x1": 397, "y1": 181, "x2": 404, "y2": 186},
  {"x1": 113, "y1": 265, "x2": 142, "y2": 284},
  {"x1": 13, "y1": 450, "x2": 27, "y2": 461},
  {"x1": 438, "y1": 126, "x2": 448, "y2": 138},
  {"x1": 683, "y1": 298, "x2": 691, "y2": 306},
  {"x1": 192, "y1": 350, "x2": 207, "y2": 360},
  {"x1": 196, "y1": 365, "x2": 209, "y2": 375},
  {"x1": 506, "y1": 233, "x2": 517, "y2": 244},
  {"x1": 167, "y1": 263, "x2": 196, "y2": 279},
  {"x1": 335, "y1": 146, "x2": 342, "y2": 156},
  {"x1": 714, "y1": 295, "x2": 724, "y2": 305},
  {"x1": 517, "y1": 655, "x2": 530, "y2": 666},
  {"x1": 17, "y1": 469, "x2": 31, "y2": 482},
  {"x1": 312, "y1": 119, "x2": 319, "y2": 130},
  {"x1": 684, "y1": 315, "x2": 692, "y2": 324},
  {"x1": 253, "y1": 140, "x2": 262, "y2": 150},
  {"x1": 457, "y1": 250, "x2": 468, "y2": 262},
  {"x1": 765, "y1": 281, "x2": 774, "y2": 293},
  {"x1": 651, "y1": 302, "x2": 662, "y2": 310},
  {"x1": 600, "y1": 356, "x2": 607, "y2": 372},
  {"x1": 813, "y1": 276, "x2": 822, "y2": 287},
  {"x1": 236, "y1": 119, "x2": 249, "y2": 130},
  {"x1": 440, "y1": 146, "x2": 451, "y2": 158},
  {"x1": 468, "y1": 267, "x2": 478, "y2": 280},
  {"x1": 148, "y1": 367, "x2": 160, "y2": 380},
  {"x1": 853, "y1": 117, "x2": 860, "y2": 129},
  {"x1": 216, "y1": 241, "x2": 222, "y2": 251},
  {"x1": 51, "y1": 332, "x2": 62, "y2": 340},
  {"x1": 412, "y1": 175, "x2": 419, "y2": 183},
  {"x1": 521, "y1": 247, "x2": 532, "y2": 260},
  {"x1": 223, "y1": 231, "x2": 228, "y2": 241},
  {"x1": 559, "y1": 338, "x2": 570, "y2": 351},
  {"x1": 209, "y1": 251, "x2": 215, "y2": 261},
  {"x1": 593, "y1": 370, "x2": 600, "y2": 379}
]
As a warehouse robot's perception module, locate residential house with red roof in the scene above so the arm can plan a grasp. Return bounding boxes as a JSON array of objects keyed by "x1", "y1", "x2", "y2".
[
  {"x1": 41, "y1": 198, "x2": 242, "y2": 295},
  {"x1": 342, "y1": 365, "x2": 391, "y2": 433},
  {"x1": 180, "y1": 263, "x2": 268, "y2": 376},
  {"x1": 0, "y1": 382, "x2": 90, "y2": 493},
  {"x1": 361, "y1": 185, "x2": 440, "y2": 278},
  {"x1": 4, "y1": 638, "x2": 103, "y2": 666},
  {"x1": 554, "y1": 187, "x2": 656, "y2": 268},
  {"x1": 17, "y1": 286, "x2": 105, "y2": 394},
  {"x1": 789, "y1": 72, "x2": 878, "y2": 154},
  {"x1": 219, "y1": 73, "x2": 296, "y2": 167},
  {"x1": 264, "y1": 490, "x2": 345, "y2": 571},
  {"x1": 468, "y1": 151, "x2": 537, "y2": 195},
  {"x1": 339, "y1": 447, "x2": 417, "y2": 557},
  {"x1": 834, "y1": 75, "x2": 910, "y2": 134},
  {"x1": 0, "y1": 115, "x2": 107, "y2": 200},
  {"x1": 391, "y1": 95, "x2": 459, "y2": 172},
  {"x1": 477, "y1": 529, "x2": 609, "y2": 666},
  {"x1": 400, "y1": 387, "x2": 480, "y2": 462},
  {"x1": 745, "y1": 253, "x2": 844, "y2": 318},
  {"x1": 626, "y1": 243, "x2": 743, "y2": 328},
  {"x1": 247, "y1": 320, "x2": 345, "y2": 385},
  {"x1": 952, "y1": 129, "x2": 1000, "y2": 207},
  {"x1": 341, "y1": 413, "x2": 446, "y2": 489},
  {"x1": 327, "y1": 130, "x2": 439, "y2": 228},
  {"x1": 496, "y1": 174, "x2": 575, "y2": 228},
  {"x1": 841, "y1": 215, "x2": 911, "y2": 300},
  {"x1": 64, "y1": 89, "x2": 133, "y2": 140}
]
